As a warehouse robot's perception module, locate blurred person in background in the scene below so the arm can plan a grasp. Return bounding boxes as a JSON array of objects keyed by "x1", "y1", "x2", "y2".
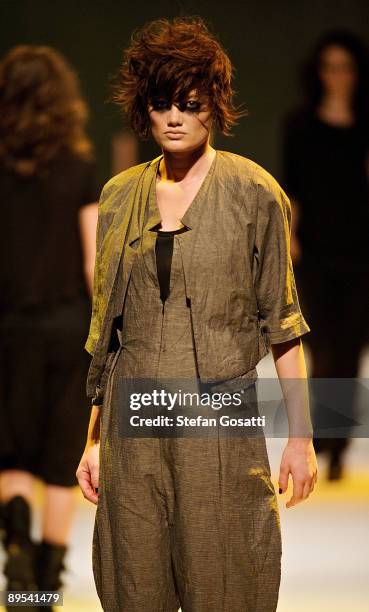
[
  {"x1": 282, "y1": 30, "x2": 369, "y2": 480},
  {"x1": 0, "y1": 45, "x2": 101, "y2": 607}
]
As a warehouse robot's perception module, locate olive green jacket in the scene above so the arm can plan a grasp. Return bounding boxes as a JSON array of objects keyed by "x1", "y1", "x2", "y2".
[{"x1": 85, "y1": 150, "x2": 310, "y2": 403}]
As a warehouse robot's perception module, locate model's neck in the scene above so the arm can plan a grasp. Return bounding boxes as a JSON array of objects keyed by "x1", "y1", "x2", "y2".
[
  {"x1": 317, "y1": 91, "x2": 355, "y2": 126},
  {"x1": 159, "y1": 143, "x2": 215, "y2": 183},
  {"x1": 319, "y1": 91, "x2": 354, "y2": 112}
]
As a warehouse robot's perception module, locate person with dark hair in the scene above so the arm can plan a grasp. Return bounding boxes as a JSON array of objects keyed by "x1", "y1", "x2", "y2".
[
  {"x1": 77, "y1": 16, "x2": 317, "y2": 612},
  {"x1": 281, "y1": 30, "x2": 369, "y2": 480},
  {"x1": 0, "y1": 45, "x2": 101, "y2": 607}
]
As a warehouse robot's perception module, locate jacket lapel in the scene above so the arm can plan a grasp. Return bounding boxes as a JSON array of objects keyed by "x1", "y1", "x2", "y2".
[
  {"x1": 176, "y1": 149, "x2": 219, "y2": 299},
  {"x1": 104, "y1": 155, "x2": 162, "y2": 317}
]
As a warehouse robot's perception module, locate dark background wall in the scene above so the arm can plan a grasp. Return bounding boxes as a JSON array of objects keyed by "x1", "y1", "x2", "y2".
[{"x1": 1, "y1": 0, "x2": 368, "y2": 184}]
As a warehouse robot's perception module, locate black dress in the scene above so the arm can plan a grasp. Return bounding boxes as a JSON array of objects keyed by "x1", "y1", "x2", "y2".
[
  {"x1": 0, "y1": 148, "x2": 103, "y2": 487},
  {"x1": 281, "y1": 107, "x2": 369, "y2": 369}
]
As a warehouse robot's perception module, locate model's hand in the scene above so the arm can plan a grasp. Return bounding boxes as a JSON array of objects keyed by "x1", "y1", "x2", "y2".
[
  {"x1": 279, "y1": 438, "x2": 318, "y2": 508},
  {"x1": 76, "y1": 442, "x2": 100, "y2": 505}
]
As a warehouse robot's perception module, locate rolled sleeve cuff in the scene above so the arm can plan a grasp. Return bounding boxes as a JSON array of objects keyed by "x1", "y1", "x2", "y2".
[
  {"x1": 264, "y1": 313, "x2": 311, "y2": 345},
  {"x1": 91, "y1": 387, "x2": 104, "y2": 406},
  {"x1": 89, "y1": 350, "x2": 118, "y2": 406}
]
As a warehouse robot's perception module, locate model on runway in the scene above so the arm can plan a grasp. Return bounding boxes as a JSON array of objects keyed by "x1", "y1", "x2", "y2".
[{"x1": 77, "y1": 16, "x2": 318, "y2": 612}]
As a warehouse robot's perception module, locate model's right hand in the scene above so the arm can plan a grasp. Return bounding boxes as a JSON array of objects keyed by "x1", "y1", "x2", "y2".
[{"x1": 76, "y1": 442, "x2": 100, "y2": 505}]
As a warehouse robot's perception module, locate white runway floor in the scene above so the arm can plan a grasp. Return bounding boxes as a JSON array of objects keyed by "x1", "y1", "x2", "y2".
[{"x1": 1, "y1": 344, "x2": 369, "y2": 611}]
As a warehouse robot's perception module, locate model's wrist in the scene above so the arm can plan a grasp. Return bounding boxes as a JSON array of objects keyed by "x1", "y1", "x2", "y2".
[
  {"x1": 84, "y1": 436, "x2": 99, "y2": 451},
  {"x1": 287, "y1": 436, "x2": 313, "y2": 447}
]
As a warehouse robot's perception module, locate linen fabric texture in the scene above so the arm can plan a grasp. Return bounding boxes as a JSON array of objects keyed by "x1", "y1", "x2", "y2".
[
  {"x1": 85, "y1": 150, "x2": 310, "y2": 406},
  {"x1": 92, "y1": 178, "x2": 282, "y2": 610}
]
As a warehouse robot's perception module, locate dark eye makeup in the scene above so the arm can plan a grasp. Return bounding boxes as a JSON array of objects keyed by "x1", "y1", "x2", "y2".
[{"x1": 150, "y1": 98, "x2": 202, "y2": 112}]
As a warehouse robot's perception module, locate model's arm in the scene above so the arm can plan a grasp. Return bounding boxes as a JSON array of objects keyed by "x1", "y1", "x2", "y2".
[
  {"x1": 289, "y1": 197, "x2": 301, "y2": 265},
  {"x1": 88, "y1": 404, "x2": 102, "y2": 444},
  {"x1": 76, "y1": 405, "x2": 101, "y2": 505},
  {"x1": 271, "y1": 337, "x2": 318, "y2": 508},
  {"x1": 78, "y1": 202, "x2": 99, "y2": 296}
]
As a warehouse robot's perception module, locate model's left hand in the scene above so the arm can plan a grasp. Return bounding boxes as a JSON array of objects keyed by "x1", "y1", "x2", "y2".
[{"x1": 279, "y1": 438, "x2": 318, "y2": 508}]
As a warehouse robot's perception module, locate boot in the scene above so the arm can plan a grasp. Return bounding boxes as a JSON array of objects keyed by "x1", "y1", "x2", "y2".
[
  {"x1": 313, "y1": 437, "x2": 328, "y2": 454},
  {"x1": 328, "y1": 453, "x2": 344, "y2": 480},
  {"x1": 35, "y1": 539, "x2": 68, "y2": 611},
  {"x1": 1, "y1": 495, "x2": 38, "y2": 611}
]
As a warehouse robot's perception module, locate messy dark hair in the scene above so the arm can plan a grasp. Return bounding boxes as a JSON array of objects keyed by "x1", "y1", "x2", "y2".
[
  {"x1": 0, "y1": 45, "x2": 94, "y2": 177},
  {"x1": 112, "y1": 16, "x2": 247, "y2": 139}
]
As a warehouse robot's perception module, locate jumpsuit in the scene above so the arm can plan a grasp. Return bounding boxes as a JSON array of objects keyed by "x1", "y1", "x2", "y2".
[{"x1": 92, "y1": 184, "x2": 282, "y2": 612}]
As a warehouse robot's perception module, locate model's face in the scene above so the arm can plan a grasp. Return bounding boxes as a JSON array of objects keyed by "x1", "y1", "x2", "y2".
[
  {"x1": 148, "y1": 88, "x2": 213, "y2": 154},
  {"x1": 318, "y1": 45, "x2": 357, "y2": 98}
]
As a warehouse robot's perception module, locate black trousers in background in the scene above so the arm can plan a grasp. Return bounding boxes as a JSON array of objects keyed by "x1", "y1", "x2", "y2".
[
  {"x1": 0, "y1": 295, "x2": 92, "y2": 487},
  {"x1": 295, "y1": 260, "x2": 369, "y2": 458}
]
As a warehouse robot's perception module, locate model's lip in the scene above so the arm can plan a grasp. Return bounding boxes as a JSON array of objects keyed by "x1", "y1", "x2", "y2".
[{"x1": 165, "y1": 131, "x2": 186, "y2": 135}]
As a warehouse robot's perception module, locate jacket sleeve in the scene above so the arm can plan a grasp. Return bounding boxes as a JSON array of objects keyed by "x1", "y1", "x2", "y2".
[
  {"x1": 84, "y1": 181, "x2": 111, "y2": 357},
  {"x1": 90, "y1": 350, "x2": 117, "y2": 406},
  {"x1": 253, "y1": 177, "x2": 310, "y2": 348}
]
